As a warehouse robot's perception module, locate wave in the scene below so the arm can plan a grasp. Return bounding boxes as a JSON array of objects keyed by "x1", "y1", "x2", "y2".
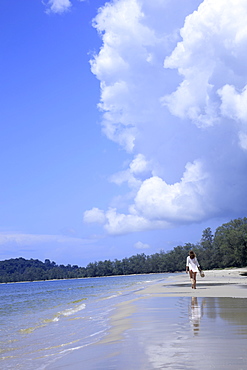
[
  {"x1": 54, "y1": 302, "x2": 86, "y2": 320},
  {"x1": 21, "y1": 302, "x2": 87, "y2": 333},
  {"x1": 19, "y1": 324, "x2": 45, "y2": 334},
  {"x1": 70, "y1": 298, "x2": 87, "y2": 304},
  {"x1": 102, "y1": 292, "x2": 122, "y2": 300}
]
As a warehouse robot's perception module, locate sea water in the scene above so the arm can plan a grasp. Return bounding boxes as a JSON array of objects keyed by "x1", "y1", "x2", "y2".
[{"x1": 0, "y1": 273, "x2": 171, "y2": 369}]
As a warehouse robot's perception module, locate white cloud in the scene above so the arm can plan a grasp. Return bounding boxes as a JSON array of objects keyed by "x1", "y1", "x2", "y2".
[
  {"x1": 218, "y1": 84, "x2": 247, "y2": 150},
  {"x1": 130, "y1": 153, "x2": 149, "y2": 174},
  {"x1": 218, "y1": 84, "x2": 247, "y2": 122},
  {"x1": 132, "y1": 160, "x2": 212, "y2": 223},
  {"x1": 163, "y1": 0, "x2": 247, "y2": 128},
  {"x1": 110, "y1": 154, "x2": 151, "y2": 188},
  {"x1": 84, "y1": 160, "x2": 215, "y2": 235},
  {"x1": 85, "y1": 0, "x2": 247, "y2": 235},
  {"x1": 103, "y1": 208, "x2": 170, "y2": 235},
  {"x1": 90, "y1": 0, "x2": 165, "y2": 152},
  {"x1": 44, "y1": 0, "x2": 72, "y2": 14},
  {"x1": 134, "y1": 241, "x2": 150, "y2": 249},
  {"x1": 83, "y1": 207, "x2": 107, "y2": 224},
  {"x1": 44, "y1": 0, "x2": 86, "y2": 14}
]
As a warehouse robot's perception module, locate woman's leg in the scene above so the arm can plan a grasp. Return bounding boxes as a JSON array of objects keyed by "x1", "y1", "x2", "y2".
[
  {"x1": 189, "y1": 270, "x2": 194, "y2": 288},
  {"x1": 189, "y1": 271, "x2": 197, "y2": 288},
  {"x1": 193, "y1": 272, "x2": 197, "y2": 289}
]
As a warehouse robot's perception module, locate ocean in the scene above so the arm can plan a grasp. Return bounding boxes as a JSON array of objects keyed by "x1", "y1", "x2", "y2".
[{"x1": 0, "y1": 273, "x2": 172, "y2": 369}]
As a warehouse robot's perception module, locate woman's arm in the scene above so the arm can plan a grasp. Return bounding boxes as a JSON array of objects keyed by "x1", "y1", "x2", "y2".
[
  {"x1": 196, "y1": 257, "x2": 201, "y2": 271},
  {"x1": 186, "y1": 256, "x2": 189, "y2": 273}
]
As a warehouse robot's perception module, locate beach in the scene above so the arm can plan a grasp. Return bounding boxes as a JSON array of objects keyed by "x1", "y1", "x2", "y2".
[{"x1": 48, "y1": 268, "x2": 247, "y2": 370}]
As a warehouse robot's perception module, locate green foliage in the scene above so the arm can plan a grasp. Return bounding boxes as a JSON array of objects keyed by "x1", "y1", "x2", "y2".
[
  {"x1": 214, "y1": 218, "x2": 247, "y2": 268},
  {"x1": 199, "y1": 227, "x2": 215, "y2": 269},
  {"x1": 0, "y1": 258, "x2": 84, "y2": 283},
  {"x1": 1, "y1": 217, "x2": 247, "y2": 283}
]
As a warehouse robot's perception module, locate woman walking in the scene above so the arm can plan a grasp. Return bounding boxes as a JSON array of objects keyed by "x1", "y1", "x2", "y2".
[{"x1": 186, "y1": 250, "x2": 201, "y2": 289}]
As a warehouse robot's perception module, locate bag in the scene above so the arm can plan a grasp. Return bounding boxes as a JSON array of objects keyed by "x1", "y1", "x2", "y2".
[{"x1": 200, "y1": 270, "x2": 205, "y2": 278}]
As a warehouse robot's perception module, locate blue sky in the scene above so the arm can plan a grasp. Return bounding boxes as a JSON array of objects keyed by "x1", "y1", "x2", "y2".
[{"x1": 1, "y1": 0, "x2": 247, "y2": 266}]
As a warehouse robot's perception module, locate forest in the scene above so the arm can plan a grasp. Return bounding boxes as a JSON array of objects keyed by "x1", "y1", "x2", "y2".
[{"x1": 0, "y1": 217, "x2": 247, "y2": 283}]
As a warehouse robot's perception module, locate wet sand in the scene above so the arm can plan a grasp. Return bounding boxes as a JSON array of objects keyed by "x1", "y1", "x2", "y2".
[{"x1": 48, "y1": 268, "x2": 247, "y2": 369}]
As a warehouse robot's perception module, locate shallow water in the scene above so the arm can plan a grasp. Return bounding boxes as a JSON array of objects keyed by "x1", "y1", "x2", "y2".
[
  {"x1": 0, "y1": 273, "x2": 171, "y2": 369},
  {"x1": 44, "y1": 295, "x2": 247, "y2": 370}
]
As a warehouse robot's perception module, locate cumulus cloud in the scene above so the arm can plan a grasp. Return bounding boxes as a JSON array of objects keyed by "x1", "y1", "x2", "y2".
[
  {"x1": 90, "y1": 0, "x2": 167, "y2": 152},
  {"x1": 44, "y1": 0, "x2": 72, "y2": 14},
  {"x1": 84, "y1": 207, "x2": 170, "y2": 235},
  {"x1": 134, "y1": 241, "x2": 150, "y2": 249},
  {"x1": 83, "y1": 207, "x2": 107, "y2": 224},
  {"x1": 44, "y1": 0, "x2": 85, "y2": 14},
  {"x1": 84, "y1": 160, "x2": 214, "y2": 235},
  {"x1": 218, "y1": 84, "x2": 247, "y2": 150},
  {"x1": 163, "y1": 0, "x2": 247, "y2": 130},
  {"x1": 106, "y1": 208, "x2": 171, "y2": 235},
  {"x1": 131, "y1": 160, "x2": 213, "y2": 223},
  {"x1": 110, "y1": 154, "x2": 151, "y2": 189},
  {"x1": 85, "y1": 0, "x2": 247, "y2": 235}
]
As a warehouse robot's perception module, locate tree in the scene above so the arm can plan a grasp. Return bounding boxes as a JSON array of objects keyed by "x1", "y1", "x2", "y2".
[
  {"x1": 214, "y1": 218, "x2": 247, "y2": 268},
  {"x1": 85, "y1": 262, "x2": 98, "y2": 277},
  {"x1": 200, "y1": 227, "x2": 215, "y2": 269},
  {"x1": 112, "y1": 259, "x2": 123, "y2": 275}
]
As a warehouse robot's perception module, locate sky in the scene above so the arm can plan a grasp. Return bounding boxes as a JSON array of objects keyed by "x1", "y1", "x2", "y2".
[{"x1": 1, "y1": 0, "x2": 247, "y2": 267}]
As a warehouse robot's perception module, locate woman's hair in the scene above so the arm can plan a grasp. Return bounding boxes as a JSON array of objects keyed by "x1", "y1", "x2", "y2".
[{"x1": 189, "y1": 250, "x2": 196, "y2": 259}]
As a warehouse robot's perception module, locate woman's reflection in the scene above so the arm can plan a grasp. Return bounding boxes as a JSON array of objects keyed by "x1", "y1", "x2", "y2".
[{"x1": 189, "y1": 297, "x2": 204, "y2": 335}]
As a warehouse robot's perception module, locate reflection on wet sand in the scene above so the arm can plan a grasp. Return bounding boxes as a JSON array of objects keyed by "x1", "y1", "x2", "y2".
[
  {"x1": 144, "y1": 297, "x2": 247, "y2": 369},
  {"x1": 67, "y1": 296, "x2": 247, "y2": 370},
  {"x1": 210, "y1": 297, "x2": 247, "y2": 337},
  {"x1": 188, "y1": 297, "x2": 247, "y2": 336},
  {"x1": 189, "y1": 297, "x2": 205, "y2": 335}
]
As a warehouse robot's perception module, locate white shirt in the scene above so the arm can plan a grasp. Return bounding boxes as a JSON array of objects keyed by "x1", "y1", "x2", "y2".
[{"x1": 186, "y1": 256, "x2": 200, "y2": 272}]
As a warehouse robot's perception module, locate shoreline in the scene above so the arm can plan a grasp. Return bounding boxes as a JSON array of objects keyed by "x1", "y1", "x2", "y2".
[
  {"x1": 136, "y1": 267, "x2": 247, "y2": 298},
  {"x1": 47, "y1": 268, "x2": 247, "y2": 369},
  {"x1": 101, "y1": 267, "x2": 247, "y2": 345},
  {"x1": 0, "y1": 271, "x2": 177, "y2": 285},
  {"x1": 1, "y1": 267, "x2": 246, "y2": 285}
]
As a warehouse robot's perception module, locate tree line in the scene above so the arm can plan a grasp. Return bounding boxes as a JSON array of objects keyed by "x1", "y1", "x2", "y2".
[{"x1": 0, "y1": 217, "x2": 247, "y2": 283}]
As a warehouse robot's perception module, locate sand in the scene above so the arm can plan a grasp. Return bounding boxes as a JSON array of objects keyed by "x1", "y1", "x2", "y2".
[
  {"x1": 47, "y1": 268, "x2": 247, "y2": 370},
  {"x1": 138, "y1": 267, "x2": 247, "y2": 298}
]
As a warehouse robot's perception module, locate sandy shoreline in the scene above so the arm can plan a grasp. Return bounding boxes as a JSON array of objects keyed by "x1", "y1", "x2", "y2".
[
  {"x1": 137, "y1": 267, "x2": 247, "y2": 298},
  {"x1": 48, "y1": 268, "x2": 247, "y2": 369}
]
